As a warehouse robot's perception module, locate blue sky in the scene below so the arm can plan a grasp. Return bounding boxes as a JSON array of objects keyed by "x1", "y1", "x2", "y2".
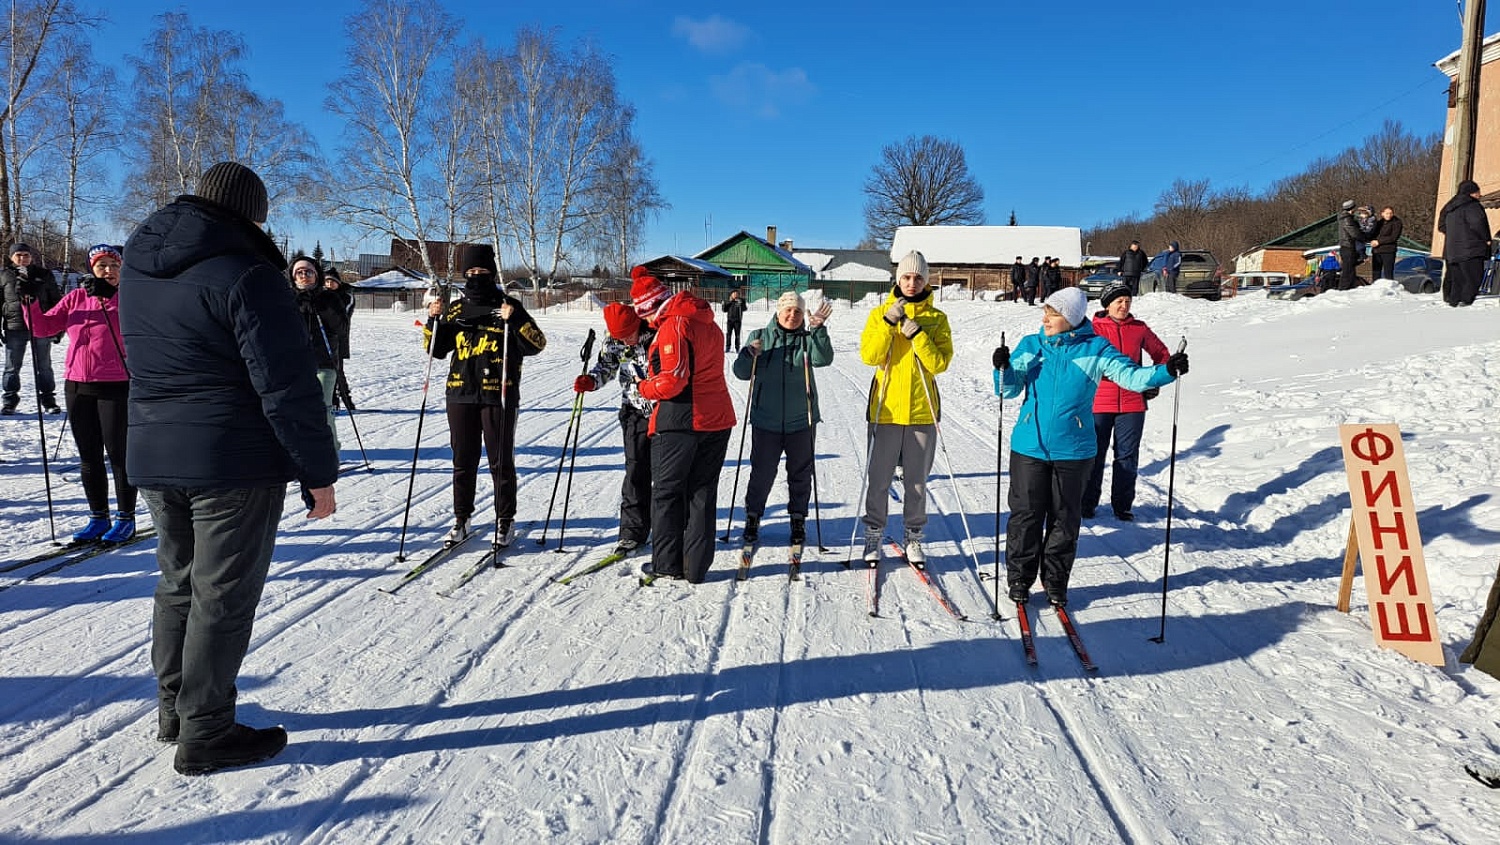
[{"x1": 99, "y1": 1, "x2": 1472, "y2": 263}]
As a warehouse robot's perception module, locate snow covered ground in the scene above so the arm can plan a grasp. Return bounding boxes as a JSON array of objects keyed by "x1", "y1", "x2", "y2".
[{"x1": 3, "y1": 282, "x2": 1499, "y2": 843}]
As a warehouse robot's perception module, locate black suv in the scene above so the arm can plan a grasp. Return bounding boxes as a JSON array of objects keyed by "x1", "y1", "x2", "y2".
[{"x1": 1139, "y1": 250, "x2": 1222, "y2": 300}]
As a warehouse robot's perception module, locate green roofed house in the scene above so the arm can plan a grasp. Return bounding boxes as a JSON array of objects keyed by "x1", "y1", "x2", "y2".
[
  {"x1": 695, "y1": 226, "x2": 814, "y2": 304},
  {"x1": 636, "y1": 255, "x2": 736, "y2": 291},
  {"x1": 1233, "y1": 213, "x2": 1432, "y2": 277}
]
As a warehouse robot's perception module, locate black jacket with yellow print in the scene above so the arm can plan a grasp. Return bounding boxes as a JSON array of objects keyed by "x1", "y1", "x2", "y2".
[{"x1": 425, "y1": 295, "x2": 547, "y2": 405}]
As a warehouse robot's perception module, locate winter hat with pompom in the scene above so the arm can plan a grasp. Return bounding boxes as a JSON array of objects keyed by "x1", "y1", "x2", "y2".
[
  {"x1": 630, "y1": 266, "x2": 671, "y2": 318},
  {"x1": 603, "y1": 302, "x2": 642, "y2": 341},
  {"x1": 1043, "y1": 287, "x2": 1089, "y2": 329}
]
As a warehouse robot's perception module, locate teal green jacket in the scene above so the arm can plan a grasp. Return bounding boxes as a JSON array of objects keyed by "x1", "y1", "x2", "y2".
[{"x1": 731, "y1": 318, "x2": 833, "y2": 432}]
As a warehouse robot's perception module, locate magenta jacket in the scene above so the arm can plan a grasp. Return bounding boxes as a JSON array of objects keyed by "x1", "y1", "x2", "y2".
[
  {"x1": 1090, "y1": 311, "x2": 1169, "y2": 413},
  {"x1": 26, "y1": 283, "x2": 129, "y2": 383}
]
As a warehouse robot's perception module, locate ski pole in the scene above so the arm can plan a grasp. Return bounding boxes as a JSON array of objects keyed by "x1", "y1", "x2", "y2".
[
  {"x1": 845, "y1": 339, "x2": 897, "y2": 567},
  {"x1": 317, "y1": 316, "x2": 370, "y2": 473},
  {"x1": 912, "y1": 351, "x2": 985, "y2": 575},
  {"x1": 20, "y1": 305, "x2": 58, "y2": 542},
  {"x1": 800, "y1": 331, "x2": 828, "y2": 552},
  {"x1": 538, "y1": 328, "x2": 596, "y2": 547},
  {"x1": 396, "y1": 308, "x2": 444, "y2": 561},
  {"x1": 719, "y1": 350, "x2": 758, "y2": 543},
  {"x1": 52, "y1": 409, "x2": 71, "y2": 466},
  {"x1": 1150, "y1": 336, "x2": 1188, "y2": 644},
  {"x1": 992, "y1": 331, "x2": 1005, "y2": 620}
]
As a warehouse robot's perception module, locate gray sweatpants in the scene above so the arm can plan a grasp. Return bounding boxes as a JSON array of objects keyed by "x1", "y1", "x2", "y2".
[
  {"x1": 145, "y1": 485, "x2": 285, "y2": 744},
  {"x1": 861, "y1": 423, "x2": 936, "y2": 535}
]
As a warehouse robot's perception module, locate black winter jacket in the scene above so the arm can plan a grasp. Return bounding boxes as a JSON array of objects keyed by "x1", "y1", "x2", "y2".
[
  {"x1": 724, "y1": 296, "x2": 747, "y2": 326},
  {"x1": 1438, "y1": 193, "x2": 1494, "y2": 262},
  {"x1": 1, "y1": 264, "x2": 61, "y2": 335},
  {"x1": 1369, "y1": 216, "x2": 1403, "y2": 255},
  {"x1": 293, "y1": 284, "x2": 351, "y2": 368},
  {"x1": 118, "y1": 196, "x2": 339, "y2": 490},
  {"x1": 426, "y1": 295, "x2": 547, "y2": 405},
  {"x1": 1337, "y1": 210, "x2": 1364, "y2": 248},
  {"x1": 1117, "y1": 248, "x2": 1150, "y2": 276}
]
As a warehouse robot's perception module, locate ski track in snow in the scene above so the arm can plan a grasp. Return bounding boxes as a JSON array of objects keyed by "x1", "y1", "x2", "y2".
[{"x1": 3, "y1": 290, "x2": 1500, "y2": 843}]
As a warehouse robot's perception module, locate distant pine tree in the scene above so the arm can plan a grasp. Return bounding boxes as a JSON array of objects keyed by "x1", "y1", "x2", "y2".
[{"x1": 312, "y1": 241, "x2": 324, "y2": 263}]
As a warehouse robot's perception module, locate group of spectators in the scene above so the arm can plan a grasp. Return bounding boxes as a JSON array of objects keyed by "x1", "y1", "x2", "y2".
[{"x1": 1007, "y1": 256, "x2": 1066, "y2": 305}]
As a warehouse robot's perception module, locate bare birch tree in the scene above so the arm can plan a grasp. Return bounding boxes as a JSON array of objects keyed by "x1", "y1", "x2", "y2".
[
  {"x1": 32, "y1": 33, "x2": 115, "y2": 264},
  {"x1": 325, "y1": 0, "x2": 458, "y2": 278},
  {"x1": 120, "y1": 11, "x2": 316, "y2": 229},
  {"x1": 585, "y1": 119, "x2": 667, "y2": 276}
]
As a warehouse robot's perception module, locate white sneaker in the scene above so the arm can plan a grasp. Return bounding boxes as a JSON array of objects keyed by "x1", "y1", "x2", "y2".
[
  {"x1": 862, "y1": 531, "x2": 882, "y2": 564},
  {"x1": 445, "y1": 519, "x2": 470, "y2": 546}
]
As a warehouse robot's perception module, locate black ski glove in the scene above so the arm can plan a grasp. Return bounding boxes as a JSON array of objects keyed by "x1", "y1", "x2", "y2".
[
  {"x1": 992, "y1": 345, "x2": 1010, "y2": 370},
  {"x1": 1166, "y1": 352, "x2": 1189, "y2": 378},
  {"x1": 1141, "y1": 387, "x2": 1160, "y2": 401}
]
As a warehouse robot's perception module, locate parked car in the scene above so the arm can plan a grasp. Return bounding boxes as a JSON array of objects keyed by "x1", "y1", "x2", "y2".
[
  {"x1": 1222, "y1": 272, "x2": 1293, "y2": 297},
  {"x1": 1393, "y1": 255, "x2": 1443, "y2": 294},
  {"x1": 1266, "y1": 279, "x2": 1318, "y2": 301},
  {"x1": 1078, "y1": 270, "x2": 1125, "y2": 299},
  {"x1": 1139, "y1": 250, "x2": 1222, "y2": 300}
]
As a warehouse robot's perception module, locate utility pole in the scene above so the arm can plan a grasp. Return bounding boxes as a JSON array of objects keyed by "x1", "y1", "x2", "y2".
[{"x1": 1450, "y1": 0, "x2": 1487, "y2": 195}]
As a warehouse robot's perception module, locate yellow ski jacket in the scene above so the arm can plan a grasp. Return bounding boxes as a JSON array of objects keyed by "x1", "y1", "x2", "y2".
[{"x1": 858, "y1": 290, "x2": 953, "y2": 425}]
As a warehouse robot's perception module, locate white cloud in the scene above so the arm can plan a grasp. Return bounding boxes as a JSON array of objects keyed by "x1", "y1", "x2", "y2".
[
  {"x1": 671, "y1": 15, "x2": 752, "y2": 53},
  {"x1": 708, "y1": 63, "x2": 815, "y2": 119}
]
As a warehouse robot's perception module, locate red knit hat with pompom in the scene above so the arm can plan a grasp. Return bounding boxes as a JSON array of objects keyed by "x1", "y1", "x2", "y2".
[{"x1": 630, "y1": 266, "x2": 671, "y2": 317}]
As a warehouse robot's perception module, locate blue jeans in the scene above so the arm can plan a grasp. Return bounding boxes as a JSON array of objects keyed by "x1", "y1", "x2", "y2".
[
  {"x1": 2, "y1": 330, "x2": 56, "y2": 405},
  {"x1": 145, "y1": 485, "x2": 285, "y2": 744},
  {"x1": 1083, "y1": 412, "x2": 1145, "y2": 516}
]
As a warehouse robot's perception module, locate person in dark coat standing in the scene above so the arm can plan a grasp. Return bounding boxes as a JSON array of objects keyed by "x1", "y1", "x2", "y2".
[
  {"x1": 1009, "y1": 256, "x2": 1026, "y2": 302},
  {"x1": 1, "y1": 243, "x2": 62, "y2": 414},
  {"x1": 732, "y1": 290, "x2": 833, "y2": 547},
  {"x1": 1117, "y1": 239, "x2": 1149, "y2": 295},
  {"x1": 322, "y1": 266, "x2": 357, "y2": 410},
  {"x1": 1161, "y1": 242, "x2": 1183, "y2": 293},
  {"x1": 119, "y1": 161, "x2": 339, "y2": 776},
  {"x1": 1336, "y1": 200, "x2": 1365, "y2": 291},
  {"x1": 1439, "y1": 180, "x2": 1493, "y2": 307},
  {"x1": 288, "y1": 255, "x2": 349, "y2": 453},
  {"x1": 425, "y1": 244, "x2": 548, "y2": 545},
  {"x1": 1081, "y1": 282, "x2": 1170, "y2": 521},
  {"x1": 723, "y1": 288, "x2": 746, "y2": 352},
  {"x1": 1023, "y1": 257, "x2": 1041, "y2": 305},
  {"x1": 634, "y1": 266, "x2": 735, "y2": 583},
  {"x1": 1367, "y1": 206, "x2": 1403, "y2": 282}
]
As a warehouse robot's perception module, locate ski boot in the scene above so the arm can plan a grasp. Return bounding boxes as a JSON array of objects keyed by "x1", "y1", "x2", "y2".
[
  {"x1": 101, "y1": 513, "x2": 136, "y2": 543},
  {"x1": 72, "y1": 513, "x2": 111, "y2": 543}
]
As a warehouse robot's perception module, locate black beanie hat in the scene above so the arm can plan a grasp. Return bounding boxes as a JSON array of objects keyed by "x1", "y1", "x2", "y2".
[
  {"x1": 9, "y1": 242, "x2": 32, "y2": 255},
  {"x1": 1100, "y1": 281, "x2": 1132, "y2": 310},
  {"x1": 457, "y1": 243, "x2": 498, "y2": 275},
  {"x1": 195, "y1": 161, "x2": 268, "y2": 223}
]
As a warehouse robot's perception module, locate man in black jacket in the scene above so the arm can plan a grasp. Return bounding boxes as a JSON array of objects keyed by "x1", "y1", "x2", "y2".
[
  {"x1": 0, "y1": 243, "x2": 62, "y2": 414},
  {"x1": 119, "y1": 161, "x2": 339, "y2": 776},
  {"x1": 1009, "y1": 256, "x2": 1026, "y2": 301},
  {"x1": 1336, "y1": 200, "x2": 1365, "y2": 291},
  {"x1": 1439, "y1": 180, "x2": 1493, "y2": 307},
  {"x1": 1117, "y1": 239, "x2": 1149, "y2": 295},
  {"x1": 723, "y1": 288, "x2": 746, "y2": 351}
]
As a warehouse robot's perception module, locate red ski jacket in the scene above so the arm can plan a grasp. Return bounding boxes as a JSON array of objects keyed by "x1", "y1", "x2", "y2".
[
  {"x1": 1090, "y1": 311, "x2": 1170, "y2": 413},
  {"x1": 639, "y1": 292, "x2": 735, "y2": 435}
]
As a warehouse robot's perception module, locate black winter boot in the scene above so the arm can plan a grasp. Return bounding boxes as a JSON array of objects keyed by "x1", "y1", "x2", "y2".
[
  {"x1": 173, "y1": 723, "x2": 288, "y2": 775},
  {"x1": 789, "y1": 516, "x2": 806, "y2": 545},
  {"x1": 742, "y1": 514, "x2": 759, "y2": 545}
]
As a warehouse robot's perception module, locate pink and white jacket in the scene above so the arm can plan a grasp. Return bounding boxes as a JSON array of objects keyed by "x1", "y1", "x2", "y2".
[{"x1": 25, "y1": 282, "x2": 128, "y2": 383}]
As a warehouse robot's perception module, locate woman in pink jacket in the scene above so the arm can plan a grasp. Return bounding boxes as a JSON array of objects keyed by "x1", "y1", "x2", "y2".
[
  {"x1": 1082, "y1": 282, "x2": 1170, "y2": 522},
  {"x1": 26, "y1": 244, "x2": 136, "y2": 542}
]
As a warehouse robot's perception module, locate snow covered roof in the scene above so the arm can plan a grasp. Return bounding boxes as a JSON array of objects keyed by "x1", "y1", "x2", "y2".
[
  {"x1": 793, "y1": 248, "x2": 895, "y2": 283},
  {"x1": 1434, "y1": 30, "x2": 1500, "y2": 75},
  {"x1": 890, "y1": 226, "x2": 1083, "y2": 268},
  {"x1": 350, "y1": 267, "x2": 433, "y2": 290}
]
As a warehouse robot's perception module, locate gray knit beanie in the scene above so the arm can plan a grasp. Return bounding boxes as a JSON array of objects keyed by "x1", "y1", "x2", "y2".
[{"x1": 195, "y1": 161, "x2": 269, "y2": 224}]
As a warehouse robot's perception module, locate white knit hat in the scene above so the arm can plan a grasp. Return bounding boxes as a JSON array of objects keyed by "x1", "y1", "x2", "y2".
[
  {"x1": 895, "y1": 250, "x2": 929, "y2": 283},
  {"x1": 1043, "y1": 287, "x2": 1088, "y2": 329},
  {"x1": 776, "y1": 290, "x2": 805, "y2": 312}
]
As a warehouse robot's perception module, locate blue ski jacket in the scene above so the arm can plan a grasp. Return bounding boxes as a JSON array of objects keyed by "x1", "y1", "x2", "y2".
[{"x1": 996, "y1": 321, "x2": 1175, "y2": 462}]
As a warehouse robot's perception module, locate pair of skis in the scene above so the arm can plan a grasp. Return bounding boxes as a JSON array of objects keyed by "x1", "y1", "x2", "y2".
[
  {"x1": 865, "y1": 537, "x2": 966, "y2": 621},
  {"x1": 737, "y1": 540, "x2": 803, "y2": 582},
  {"x1": 1013, "y1": 601, "x2": 1096, "y2": 671},
  {"x1": 554, "y1": 544, "x2": 640, "y2": 586},
  {"x1": 379, "y1": 525, "x2": 519, "y2": 596},
  {"x1": 0, "y1": 530, "x2": 159, "y2": 595}
]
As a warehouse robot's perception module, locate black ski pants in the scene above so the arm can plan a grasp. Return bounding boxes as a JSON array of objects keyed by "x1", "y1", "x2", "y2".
[
  {"x1": 650, "y1": 428, "x2": 731, "y2": 583},
  {"x1": 65, "y1": 379, "x2": 136, "y2": 516},
  {"x1": 1338, "y1": 246, "x2": 1359, "y2": 290},
  {"x1": 744, "y1": 426, "x2": 815, "y2": 521},
  {"x1": 619, "y1": 409, "x2": 653, "y2": 545},
  {"x1": 1444, "y1": 257, "x2": 1485, "y2": 306},
  {"x1": 447, "y1": 401, "x2": 519, "y2": 522},
  {"x1": 1005, "y1": 451, "x2": 1092, "y2": 605},
  {"x1": 724, "y1": 321, "x2": 742, "y2": 352}
]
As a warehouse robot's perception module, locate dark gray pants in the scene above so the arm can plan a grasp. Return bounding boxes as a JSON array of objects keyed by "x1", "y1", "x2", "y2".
[
  {"x1": 145, "y1": 485, "x2": 284, "y2": 744},
  {"x1": 861, "y1": 423, "x2": 936, "y2": 535}
]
